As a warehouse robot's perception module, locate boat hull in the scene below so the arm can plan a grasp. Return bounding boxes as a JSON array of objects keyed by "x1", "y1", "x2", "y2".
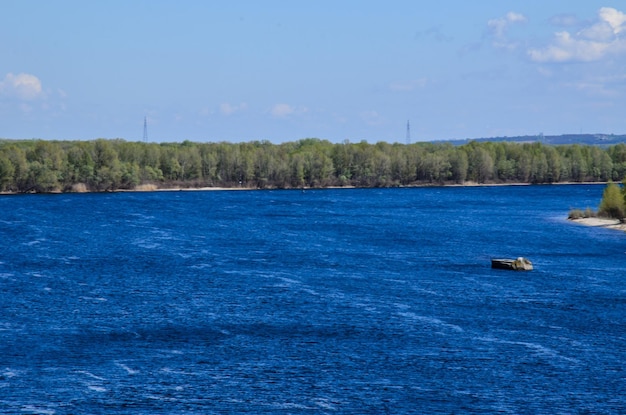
[{"x1": 491, "y1": 257, "x2": 533, "y2": 271}]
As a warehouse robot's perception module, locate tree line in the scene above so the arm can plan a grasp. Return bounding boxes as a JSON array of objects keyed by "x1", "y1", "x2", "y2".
[{"x1": 1, "y1": 137, "x2": 626, "y2": 193}]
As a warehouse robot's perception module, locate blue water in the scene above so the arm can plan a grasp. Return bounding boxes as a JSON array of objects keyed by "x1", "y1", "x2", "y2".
[{"x1": 1, "y1": 185, "x2": 624, "y2": 414}]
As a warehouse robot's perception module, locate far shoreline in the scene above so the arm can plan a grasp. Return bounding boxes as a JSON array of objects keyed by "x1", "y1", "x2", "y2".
[{"x1": 0, "y1": 181, "x2": 609, "y2": 196}]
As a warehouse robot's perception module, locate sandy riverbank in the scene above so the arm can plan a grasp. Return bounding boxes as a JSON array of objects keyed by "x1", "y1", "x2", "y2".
[
  {"x1": 1, "y1": 181, "x2": 609, "y2": 196},
  {"x1": 569, "y1": 217, "x2": 626, "y2": 233}
]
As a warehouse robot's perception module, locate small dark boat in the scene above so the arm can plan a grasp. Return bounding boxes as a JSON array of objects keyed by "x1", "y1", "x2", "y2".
[{"x1": 491, "y1": 257, "x2": 533, "y2": 271}]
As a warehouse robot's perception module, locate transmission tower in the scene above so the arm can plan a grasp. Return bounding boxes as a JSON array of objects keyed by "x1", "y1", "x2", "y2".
[
  {"x1": 406, "y1": 120, "x2": 411, "y2": 145},
  {"x1": 143, "y1": 116, "x2": 148, "y2": 142}
]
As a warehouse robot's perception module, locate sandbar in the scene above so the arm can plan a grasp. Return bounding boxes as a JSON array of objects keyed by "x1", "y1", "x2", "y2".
[{"x1": 570, "y1": 217, "x2": 626, "y2": 233}]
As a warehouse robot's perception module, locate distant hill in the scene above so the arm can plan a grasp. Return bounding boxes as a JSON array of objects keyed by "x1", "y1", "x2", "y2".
[{"x1": 435, "y1": 134, "x2": 626, "y2": 147}]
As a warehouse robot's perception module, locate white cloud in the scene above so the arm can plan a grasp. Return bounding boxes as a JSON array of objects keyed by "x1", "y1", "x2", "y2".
[
  {"x1": 486, "y1": 12, "x2": 527, "y2": 50},
  {"x1": 600, "y1": 7, "x2": 626, "y2": 34},
  {"x1": 488, "y1": 12, "x2": 527, "y2": 38},
  {"x1": 270, "y1": 103, "x2": 294, "y2": 117},
  {"x1": 0, "y1": 73, "x2": 43, "y2": 100},
  {"x1": 219, "y1": 102, "x2": 248, "y2": 116},
  {"x1": 535, "y1": 66, "x2": 553, "y2": 78},
  {"x1": 199, "y1": 107, "x2": 213, "y2": 117},
  {"x1": 528, "y1": 7, "x2": 626, "y2": 63},
  {"x1": 360, "y1": 110, "x2": 383, "y2": 126},
  {"x1": 569, "y1": 73, "x2": 626, "y2": 97},
  {"x1": 549, "y1": 14, "x2": 580, "y2": 28},
  {"x1": 269, "y1": 103, "x2": 308, "y2": 118},
  {"x1": 568, "y1": 79, "x2": 618, "y2": 97},
  {"x1": 528, "y1": 31, "x2": 611, "y2": 62}
]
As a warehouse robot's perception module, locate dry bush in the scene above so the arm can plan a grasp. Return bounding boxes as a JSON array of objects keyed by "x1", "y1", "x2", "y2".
[
  {"x1": 71, "y1": 183, "x2": 88, "y2": 193},
  {"x1": 134, "y1": 184, "x2": 158, "y2": 192},
  {"x1": 568, "y1": 207, "x2": 596, "y2": 219}
]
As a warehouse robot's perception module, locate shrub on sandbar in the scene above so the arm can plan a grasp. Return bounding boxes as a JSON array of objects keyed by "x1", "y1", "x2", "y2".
[{"x1": 598, "y1": 181, "x2": 626, "y2": 221}]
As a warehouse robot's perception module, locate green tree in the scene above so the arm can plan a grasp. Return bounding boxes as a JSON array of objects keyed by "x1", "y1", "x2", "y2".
[
  {"x1": 530, "y1": 152, "x2": 548, "y2": 183},
  {"x1": 159, "y1": 145, "x2": 182, "y2": 181},
  {"x1": 544, "y1": 146, "x2": 561, "y2": 183},
  {"x1": 331, "y1": 140, "x2": 354, "y2": 185},
  {"x1": 372, "y1": 144, "x2": 393, "y2": 186},
  {"x1": 568, "y1": 145, "x2": 588, "y2": 181},
  {"x1": 25, "y1": 141, "x2": 65, "y2": 191},
  {"x1": 598, "y1": 181, "x2": 625, "y2": 220},
  {"x1": 587, "y1": 146, "x2": 613, "y2": 181},
  {"x1": 65, "y1": 143, "x2": 95, "y2": 187},
  {"x1": 26, "y1": 161, "x2": 60, "y2": 192},
  {"x1": 448, "y1": 148, "x2": 468, "y2": 183},
  {"x1": 3, "y1": 145, "x2": 28, "y2": 191},
  {"x1": 417, "y1": 151, "x2": 450, "y2": 183},
  {"x1": 467, "y1": 146, "x2": 494, "y2": 183},
  {"x1": 91, "y1": 140, "x2": 121, "y2": 190},
  {"x1": 0, "y1": 152, "x2": 15, "y2": 191},
  {"x1": 120, "y1": 162, "x2": 141, "y2": 189},
  {"x1": 289, "y1": 153, "x2": 306, "y2": 188},
  {"x1": 178, "y1": 145, "x2": 202, "y2": 181},
  {"x1": 252, "y1": 141, "x2": 274, "y2": 188},
  {"x1": 198, "y1": 144, "x2": 218, "y2": 184}
]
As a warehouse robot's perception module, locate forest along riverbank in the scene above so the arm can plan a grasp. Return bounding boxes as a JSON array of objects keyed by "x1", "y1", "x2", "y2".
[{"x1": 0, "y1": 138, "x2": 623, "y2": 193}]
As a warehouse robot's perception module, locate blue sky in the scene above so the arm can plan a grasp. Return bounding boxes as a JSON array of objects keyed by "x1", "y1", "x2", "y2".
[{"x1": 1, "y1": 1, "x2": 625, "y2": 143}]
